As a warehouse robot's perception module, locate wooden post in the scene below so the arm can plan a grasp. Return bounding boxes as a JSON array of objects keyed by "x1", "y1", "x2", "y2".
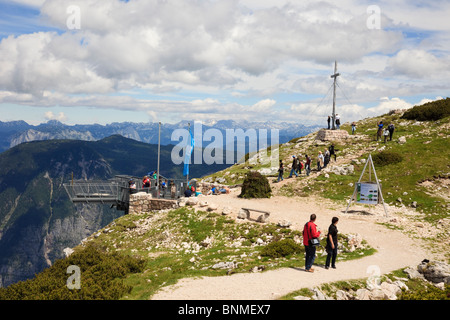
[{"x1": 157, "y1": 121, "x2": 161, "y2": 199}]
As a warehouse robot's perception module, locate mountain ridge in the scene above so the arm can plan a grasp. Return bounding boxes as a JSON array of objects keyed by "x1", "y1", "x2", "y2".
[{"x1": 0, "y1": 119, "x2": 321, "y2": 153}]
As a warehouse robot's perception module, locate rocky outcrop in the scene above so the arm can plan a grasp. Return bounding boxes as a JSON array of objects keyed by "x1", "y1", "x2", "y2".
[
  {"x1": 128, "y1": 192, "x2": 178, "y2": 214},
  {"x1": 294, "y1": 260, "x2": 449, "y2": 300},
  {"x1": 315, "y1": 129, "x2": 350, "y2": 141}
]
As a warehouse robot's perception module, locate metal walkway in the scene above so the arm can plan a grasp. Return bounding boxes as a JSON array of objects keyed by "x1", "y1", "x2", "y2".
[{"x1": 63, "y1": 175, "x2": 195, "y2": 213}]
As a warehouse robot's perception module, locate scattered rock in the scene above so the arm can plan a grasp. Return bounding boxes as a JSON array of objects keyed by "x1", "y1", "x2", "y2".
[
  {"x1": 398, "y1": 136, "x2": 407, "y2": 144},
  {"x1": 207, "y1": 203, "x2": 219, "y2": 212},
  {"x1": 212, "y1": 261, "x2": 236, "y2": 270},
  {"x1": 417, "y1": 260, "x2": 450, "y2": 284},
  {"x1": 237, "y1": 209, "x2": 248, "y2": 219},
  {"x1": 356, "y1": 288, "x2": 371, "y2": 300},
  {"x1": 63, "y1": 248, "x2": 74, "y2": 258},
  {"x1": 335, "y1": 290, "x2": 350, "y2": 300},
  {"x1": 186, "y1": 197, "x2": 199, "y2": 206},
  {"x1": 221, "y1": 206, "x2": 232, "y2": 215},
  {"x1": 277, "y1": 219, "x2": 292, "y2": 228},
  {"x1": 198, "y1": 201, "x2": 209, "y2": 207}
]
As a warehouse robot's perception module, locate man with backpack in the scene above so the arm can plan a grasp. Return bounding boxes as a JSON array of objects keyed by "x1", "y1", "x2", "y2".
[
  {"x1": 388, "y1": 123, "x2": 395, "y2": 141},
  {"x1": 303, "y1": 214, "x2": 321, "y2": 272}
]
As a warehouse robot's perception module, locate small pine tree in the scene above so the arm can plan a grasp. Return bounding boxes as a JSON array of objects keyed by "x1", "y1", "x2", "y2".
[{"x1": 239, "y1": 171, "x2": 272, "y2": 199}]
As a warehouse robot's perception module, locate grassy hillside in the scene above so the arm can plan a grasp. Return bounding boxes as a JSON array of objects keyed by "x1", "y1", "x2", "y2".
[
  {"x1": 0, "y1": 206, "x2": 375, "y2": 299},
  {"x1": 201, "y1": 98, "x2": 450, "y2": 224}
]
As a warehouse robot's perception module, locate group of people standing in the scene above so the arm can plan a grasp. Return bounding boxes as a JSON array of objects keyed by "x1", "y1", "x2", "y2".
[
  {"x1": 327, "y1": 115, "x2": 341, "y2": 130},
  {"x1": 377, "y1": 121, "x2": 395, "y2": 142},
  {"x1": 303, "y1": 214, "x2": 339, "y2": 272},
  {"x1": 277, "y1": 144, "x2": 337, "y2": 182}
]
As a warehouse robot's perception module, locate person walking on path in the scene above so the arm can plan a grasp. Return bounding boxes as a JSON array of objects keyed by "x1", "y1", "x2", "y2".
[
  {"x1": 296, "y1": 155, "x2": 303, "y2": 175},
  {"x1": 305, "y1": 155, "x2": 311, "y2": 176},
  {"x1": 388, "y1": 123, "x2": 395, "y2": 141},
  {"x1": 303, "y1": 214, "x2": 321, "y2": 272},
  {"x1": 325, "y1": 217, "x2": 339, "y2": 269},
  {"x1": 288, "y1": 156, "x2": 299, "y2": 178},
  {"x1": 317, "y1": 151, "x2": 324, "y2": 171},
  {"x1": 277, "y1": 160, "x2": 284, "y2": 182},
  {"x1": 376, "y1": 121, "x2": 383, "y2": 141},
  {"x1": 329, "y1": 144, "x2": 337, "y2": 162},
  {"x1": 323, "y1": 149, "x2": 330, "y2": 168},
  {"x1": 351, "y1": 122, "x2": 356, "y2": 135},
  {"x1": 383, "y1": 127, "x2": 389, "y2": 143}
]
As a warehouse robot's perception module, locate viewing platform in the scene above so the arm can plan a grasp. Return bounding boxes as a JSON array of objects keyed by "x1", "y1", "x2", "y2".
[{"x1": 63, "y1": 175, "x2": 194, "y2": 214}]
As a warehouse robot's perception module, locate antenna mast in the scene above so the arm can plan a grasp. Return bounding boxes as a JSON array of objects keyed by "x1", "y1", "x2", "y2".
[{"x1": 330, "y1": 61, "x2": 340, "y2": 130}]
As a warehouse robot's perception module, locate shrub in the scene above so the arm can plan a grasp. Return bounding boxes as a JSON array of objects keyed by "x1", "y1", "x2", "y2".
[
  {"x1": 0, "y1": 244, "x2": 145, "y2": 300},
  {"x1": 260, "y1": 239, "x2": 303, "y2": 258},
  {"x1": 399, "y1": 283, "x2": 449, "y2": 300},
  {"x1": 401, "y1": 98, "x2": 450, "y2": 121},
  {"x1": 239, "y1": 171, "x2": 272, "y2": 199},
  {"x1": 372, "y1": 151, "x2": 403, "y2": 167}
]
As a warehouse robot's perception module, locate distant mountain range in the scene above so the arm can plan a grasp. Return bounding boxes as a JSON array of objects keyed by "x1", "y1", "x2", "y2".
[{"x1": 0, "y1": 120, "x2": 321, "y2": 153}]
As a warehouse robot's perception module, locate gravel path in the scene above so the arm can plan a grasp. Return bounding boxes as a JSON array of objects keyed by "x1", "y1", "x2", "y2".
[{"x1": 151, "y1": 190, "x2": 431, "y2": 300}]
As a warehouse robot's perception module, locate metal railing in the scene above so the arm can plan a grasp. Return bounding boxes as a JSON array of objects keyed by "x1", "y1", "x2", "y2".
[{"x1": 63, "y1": 175, "x2": 197, "y2": 212}]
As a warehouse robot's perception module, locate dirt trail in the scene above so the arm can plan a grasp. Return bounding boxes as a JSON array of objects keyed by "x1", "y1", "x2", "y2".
[{"x1": 151, "y1": 190, "x2": 431, "y2": 300}]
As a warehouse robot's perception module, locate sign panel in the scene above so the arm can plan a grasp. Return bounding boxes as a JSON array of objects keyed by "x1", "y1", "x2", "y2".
[{"x1": 356, "y1": 182, "x2": 379, "y2": 204}]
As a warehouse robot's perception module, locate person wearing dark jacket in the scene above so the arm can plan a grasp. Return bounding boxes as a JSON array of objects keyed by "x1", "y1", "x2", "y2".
[
  {"x1": 303, "y1": 214, "x2": 321, "y2": 272},
  {"x1": 277, "y1": 160, "x2": 284, "y2": 182},
  {"x1": 288, "y1": 156, "x2": 299, "y2": 178},
  {"x1": 329, "y1": 144, "x2": 337, "y2": 162},
  {"x1": 388, "y1": 123, "x2": 395, "y2": 141},
  {"x1": 305, "y1": 155, "x2": 311, "y2": 176},
  {"x1": 325, "y1": 217, "x2": 339, "y2": 269}
]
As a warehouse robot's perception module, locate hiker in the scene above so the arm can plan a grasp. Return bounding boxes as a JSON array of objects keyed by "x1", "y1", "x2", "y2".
[
  {"x1": 142, "y1": 176, "x2": 150, "y2": 188},
  {"x1": 335, "y1": 114, "x2": 341, "y2": 129},
  {"x1": 329, "y1": 144, "x2": 336, "y2": 162},
  {"x1": 388, "y1": 123, "x2": 395, "y2": 141},
  {"x1": 296, "y1": 155, "x2": 303, "y2": 175},
  {"x1": 128, "y1": 179, "x2": 137, "y2": 194},
  {"x1": 277, "y1": 160, "x2": 284, "y2": 182},
  {"x1": 351, "y1": 122, "x2": 356, "y2": 135},
  {"x1": 376, "y1": 121, "x2": 383, "y2": 141},
  {"x1": 305, "y1": 155, "x2": 311, "y2": 176},
  {"x1": 327, "y1": 116, "x2": 331, "y2": 130},
  {"x1": 170, "y1": 180, "x2": 176, "y2": 199},
  {"x1": 303, "y1": 214, "x2": 321, "y2": 272},
  {"x1": 288, "y1": 156, "x2": 299, "y2": 178},
  {"x1": 325, "y1": 217, "x2": 339, "y2": 270},
  {"x1": 323, "y1": 149, "x2": 330, "y2": 168},
  {"x1": 317, "y1": 151, "x2": 324, "y2": 171},
  {"x1": 383, "y1": 127, "x2": 389, "y2": 143}
]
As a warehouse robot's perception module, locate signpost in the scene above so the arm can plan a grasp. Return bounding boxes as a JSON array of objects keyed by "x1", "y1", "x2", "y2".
[{"x1": 345, "y1": 154, "x2": 388, "y2": 217}]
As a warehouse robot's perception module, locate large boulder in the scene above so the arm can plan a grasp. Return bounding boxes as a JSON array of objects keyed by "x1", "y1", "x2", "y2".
[{"x1": 417, "y1": 260, "x2": 450, "y2": 284}]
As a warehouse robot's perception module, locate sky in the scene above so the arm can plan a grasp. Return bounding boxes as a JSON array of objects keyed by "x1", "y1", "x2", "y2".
[{"x1": 0, "y1": 0, "x2": 449, "y2": 126}]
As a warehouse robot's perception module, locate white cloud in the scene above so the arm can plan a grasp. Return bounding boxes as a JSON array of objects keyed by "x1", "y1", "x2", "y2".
[
  {"x1": 0, "y1": 0, "x2": 449, "y2": 125},
  {"x1": 386, "y1": 49, "x2": 450, "y2": 79},
  {"x1": 45, "y1": 111, "x2": 67, "y2": 122}
]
